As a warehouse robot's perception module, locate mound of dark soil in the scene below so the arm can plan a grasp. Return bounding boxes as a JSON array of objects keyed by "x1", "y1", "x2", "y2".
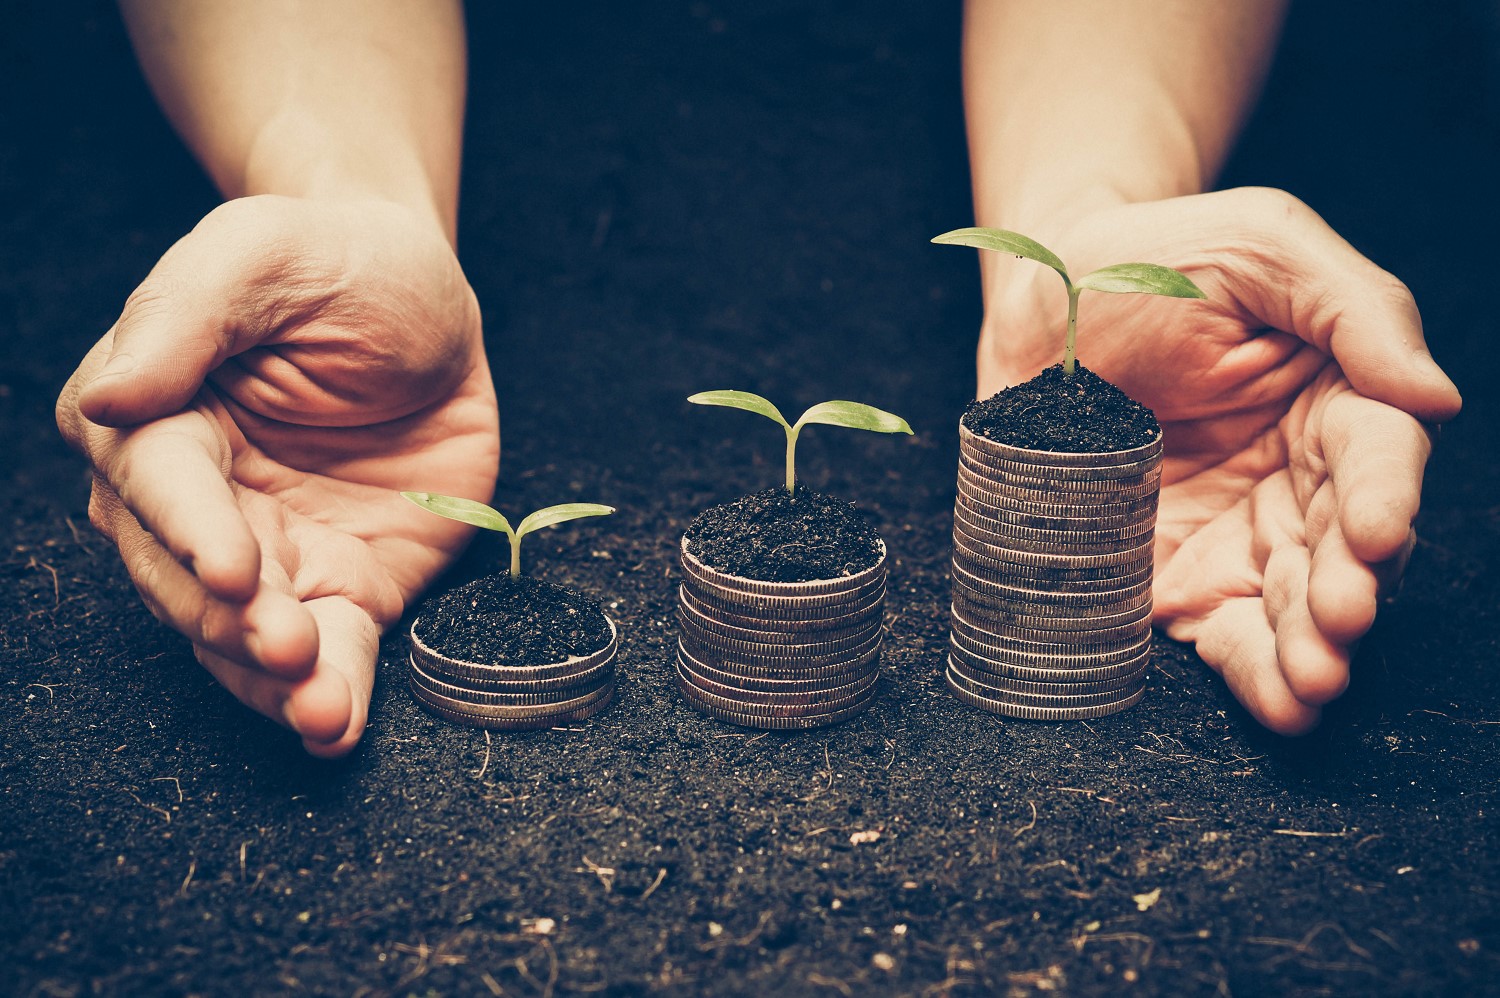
[
  {"x1": 685, "y1": 487, "x2": 883, "y2": 583},
  {"x1": 963, "y1": 363, "x2": 1160, "y2": 453},
  {"x1": 415, "y1": 575, "x2": 611, "y2": 664}
]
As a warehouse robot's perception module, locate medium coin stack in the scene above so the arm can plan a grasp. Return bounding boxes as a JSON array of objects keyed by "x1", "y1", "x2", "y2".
[
  {"x1": 676, "y1": 538, "x2": 886, "y2": 729},
  {"x1": 948, "y1": 422, "x2": 1161, "y2": 720},
  {"x1": 408, "y1": 619, "x2": 618, "y2": 730}
]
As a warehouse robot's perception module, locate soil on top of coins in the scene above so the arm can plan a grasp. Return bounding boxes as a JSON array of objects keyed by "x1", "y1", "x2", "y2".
[
  {"x1": 963, "y1": 363, "x2": 1161, "y2": 453},
  {"x1": 685, "y1": 487, "x2": 883, "y2": 583},
  {"x1": 415, "y1": 575, "x2": 612, "y2": 665}
]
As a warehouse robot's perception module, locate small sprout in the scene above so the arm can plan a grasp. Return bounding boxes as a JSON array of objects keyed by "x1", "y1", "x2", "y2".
[
  {"x1": 400, "y1": 492, "x2": 614, "y2": 579},
  {"x1": 688, "y1": 390, "x2": 913, "y2": 496},
  {"x1": 932, "y1": 227, "x2": 1206, "y2": 374}
]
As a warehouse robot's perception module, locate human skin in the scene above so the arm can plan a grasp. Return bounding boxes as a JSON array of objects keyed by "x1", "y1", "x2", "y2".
[
  {"x1": 964, "y1": 1, "x2": 1463, "y2": 732},
  {"x1": 54, "y1": 1, "x2": 498, "y2": 757}
]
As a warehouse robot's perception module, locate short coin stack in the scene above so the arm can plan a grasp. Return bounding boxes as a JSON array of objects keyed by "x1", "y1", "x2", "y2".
[
  {"x1": 676, "y1": 539, "x2": 886, "y2": 729},
  {"x1": 948, "y1": 423, "x2": 1161, "y2": 720},
  {"x1": 408, "y1": 619, "x2": 618, "y2": 730}
]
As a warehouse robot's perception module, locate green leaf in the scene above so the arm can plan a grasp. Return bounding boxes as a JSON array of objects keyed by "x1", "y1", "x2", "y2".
[
  {"x1": 687, "y1": 390, "x2": 790, "y2": 429},
  {"x1": 794, "y1": 401, "x2": 913, "y2": 435},
  {"x1": 515, "y1": 503, "x2": 615, "y2": 539},
  {"x1": 401, "y1": 492, "x2": 512, "y2": 534},
  {"x1": 1075, "y1": 263, "x2": 1206, "y2": 299},
  {"x1": 931, "y1": 227, "x2": 1070, "y2": 282}
]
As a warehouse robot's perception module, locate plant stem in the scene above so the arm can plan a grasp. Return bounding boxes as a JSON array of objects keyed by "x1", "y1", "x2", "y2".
[
  {"x1": 785, "y1": 426, "x2": 799, "y2": 496},
  {"x1": 508, "y1": 530, "x2": 521, "y2": 578},
  {"x1": 1063, "y1": 286, "x2": 1081, "y2": 375}
]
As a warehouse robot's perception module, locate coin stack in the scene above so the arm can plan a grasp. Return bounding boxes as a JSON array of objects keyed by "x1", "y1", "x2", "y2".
[
  {"x1": 676, "y1": 538, "x2": 886, "y2": 729},
  {"x1": 948, "y1": 422, "x2": 1161, "y2": 720},
  {"x1": 407, "y1": 619, "x2": 618, "y2": 730}
]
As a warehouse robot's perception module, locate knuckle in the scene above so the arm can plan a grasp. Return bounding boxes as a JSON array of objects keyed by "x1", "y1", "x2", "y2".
[
  {"x1": 119, "y1": 276, "x2": 188, "y2": 328},
  {"x1": 86, "y1": 482, "x2": 123, "y2": 539}
]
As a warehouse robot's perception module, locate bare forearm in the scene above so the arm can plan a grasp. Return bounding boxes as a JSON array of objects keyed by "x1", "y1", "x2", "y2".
[
  {"x1": 964, "y1": 0, "x2": 1286, "y2": 233},
  {"x1": 120, "y1": 0, "x2": 467, "y2": 239}
]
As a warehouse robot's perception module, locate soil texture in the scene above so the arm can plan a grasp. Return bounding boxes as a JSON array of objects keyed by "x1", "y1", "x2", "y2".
[
  {"x1": 686, "y1": 487, "x2": 883, "y2": 583},
  {"x1": 415, "y1": 575, "x2": 612, "y2": 665},
  {"x1": 963, "y1": 364, "x2": 1160, "y2": 453},
  {"x1": 5, "y1": 2, "x2": 1500, "y2": 996}
]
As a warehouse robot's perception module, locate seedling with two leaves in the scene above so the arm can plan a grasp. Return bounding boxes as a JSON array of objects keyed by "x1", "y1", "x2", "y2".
[
  {"x1": 401, "y1": 493, "x2": 613, "y2": 579},
  {"x1": 688, "y1": 391, "x2": 912, "y2": 496},
  {"x1": 931, "y1": 227, "x2": 1206, "y2": 374}
]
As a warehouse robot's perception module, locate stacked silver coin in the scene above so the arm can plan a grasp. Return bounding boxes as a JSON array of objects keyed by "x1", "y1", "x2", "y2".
[
  {"x1": 948, "y1": 422, "x2": 1162, "y2": 720},
  {"x1": 408, "y1": 618, "x2": 618, "y2": 730},
  {"x1": 676, "y1": 538, "x2": 886, "y2": 729}
]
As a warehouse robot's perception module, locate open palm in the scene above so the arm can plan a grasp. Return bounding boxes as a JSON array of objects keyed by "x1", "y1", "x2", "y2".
[
  {"x1": 975, "y1": 189, "x2": 1460, "y2": 732},
  {"x1": 58, "y1": 196, "x2": 499, "y2": 755}
]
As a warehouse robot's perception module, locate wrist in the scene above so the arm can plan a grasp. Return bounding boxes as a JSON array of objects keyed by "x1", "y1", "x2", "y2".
[{"x1": 239, "y1": 109, "x2": 457, "y2": 243}]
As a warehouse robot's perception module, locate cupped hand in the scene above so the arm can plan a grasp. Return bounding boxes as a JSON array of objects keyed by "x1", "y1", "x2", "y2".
[
  {"x1": 975, "y1": 188, "x2": 1462, "y2": 733},
  {"x1": 57, "y1": 196, "x2": 499, "y2": 756}
]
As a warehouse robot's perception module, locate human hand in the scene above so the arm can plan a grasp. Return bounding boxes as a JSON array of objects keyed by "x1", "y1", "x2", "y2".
[
  {"x1": 974, "y1": 188, "x2": 1462, "y2": 733},
  {"x1": 57, "y1": 196, "x2": 499, "y2": 756}
]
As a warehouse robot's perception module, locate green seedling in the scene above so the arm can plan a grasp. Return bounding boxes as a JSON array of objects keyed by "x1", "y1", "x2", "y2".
[
  {"x1": 932, "y1": 227, "x2": 1206, "y2": 375},
  {"x1": 688, "y1": 391, "x2": 913, "y2": 496},
  {"x1": 401, "y1": 493, "x2": 614, "y2": 579}
]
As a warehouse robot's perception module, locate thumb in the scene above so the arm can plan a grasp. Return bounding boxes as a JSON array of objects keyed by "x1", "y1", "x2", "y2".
[
  {"x1": 78, "y1": 200, "x2": 305, "y2": 426},
  {"x1": 1214, "y1": 188, "x2": 1462, "y2": 423}
]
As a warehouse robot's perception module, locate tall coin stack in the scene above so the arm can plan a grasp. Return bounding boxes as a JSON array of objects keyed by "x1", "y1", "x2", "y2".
[
  {"x1": 408, "y1": 619, "x2": 618, "y2": 730},
  {"x1": 676, "y1": 539, "x2": 886, "y2": 729},
  {"x1": 948, "y1": 422, "x2": 1161, "y2": 720}
]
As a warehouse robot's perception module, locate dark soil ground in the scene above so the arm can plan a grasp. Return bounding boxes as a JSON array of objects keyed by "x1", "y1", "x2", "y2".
[{"x1": 5, "y1": 2, "x2": 1500, "y2": 995}]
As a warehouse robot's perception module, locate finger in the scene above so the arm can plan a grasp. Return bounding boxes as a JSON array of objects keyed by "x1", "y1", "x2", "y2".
[
  {"x1": 194, "y1": 646, "x2": 352, "y2": 746},
  {"x1": 100, "y1": 492, "x2": 318, "y2": 678},
  {"x1": 1215, "y1": 187, "x2": 1462, "y2": 422},
  {"x1": 1319, "y1": 390, "x2": 1434, "y2": 563},
  {"x1": 1306, "y1": 517, "x2": 1381, "y2": 647},
  {"x1": 103, "y1": 411, "x2": 261, "y2": 601},
  {"x1": 1190, "y1": 596, "x2": 1322, "y2": 735},
  {"x1": 1262, "y1": 542, "x2": 1350, "y2": 706},
  {"x1": 77, "y1": 200, "x2": 314, "y2": 427},
  {"x1": 297, "y1": 597, "x2": 381, "y2": 758}
]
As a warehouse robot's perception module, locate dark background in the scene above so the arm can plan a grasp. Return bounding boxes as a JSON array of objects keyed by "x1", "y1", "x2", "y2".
[{"x1": 4, "y1": 2, "x2": 1500, "y2": 995}]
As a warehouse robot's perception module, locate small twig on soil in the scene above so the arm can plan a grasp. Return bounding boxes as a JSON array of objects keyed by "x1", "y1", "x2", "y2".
[
  {"x1": 517, "y1": 939, "x2": 560, "y2": 998},
  {"x1": 1247, "y1": 922, "x2": 1374, "y2": 973},
  {"x1": 1013, "y1": 801, "x2": 1037, "y2": 838},
  {"x1": 239, "y1": 841, "x2": 249, "y2": 882},
  {"x1": 26, "y1": 556, "x2": 60, "y2": 606},
  {"x1": 579, "y1": 856, "x2": 615, "y2": 892},
  {"x1": 1410, "y1": 708, "x2": 1500, "y2": 726},
  {"x1": 26, "y1": 683, "x2": 59, "y2": 701},
  {"x1": 699, "y1": 911, "x2": 774, "y2": 951},
  {"x1": 64, "y1": 515, "x2": 91, "y2": 549},
  {"x1": 1048, "y1": 786, "x2": 1097, "y2": 796},
  {"x1": 479, "y1": 970, "x2": 506, "y2": 996},
  {"x1": 1273, "y1": 829, "x2": 1347, "y2": 838},
  {"x1": 475, "y1": 731, "x2": 492, "y2": 780},
  {"x1": 123, "y1": 789, "x2": 170, "y2": 823},
  {"x1": 807, "y1": 972, "x2": 854, "y2": 997},
  {"x1": 1075, "y1": 931, "x2": 1156, "y2": 966},
  {"x1": 180, "y1": 858, "x2": 196, "y2": 896},
  {"x1": 1153, "y1": 660, "x2": 1180, "y2": 680},
  {"x1": 639, "y1": 867, "x2": 668, "y2": 900},
  {"x1": 153, "y1": 776, "x2": 183, "y2": 803}
]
